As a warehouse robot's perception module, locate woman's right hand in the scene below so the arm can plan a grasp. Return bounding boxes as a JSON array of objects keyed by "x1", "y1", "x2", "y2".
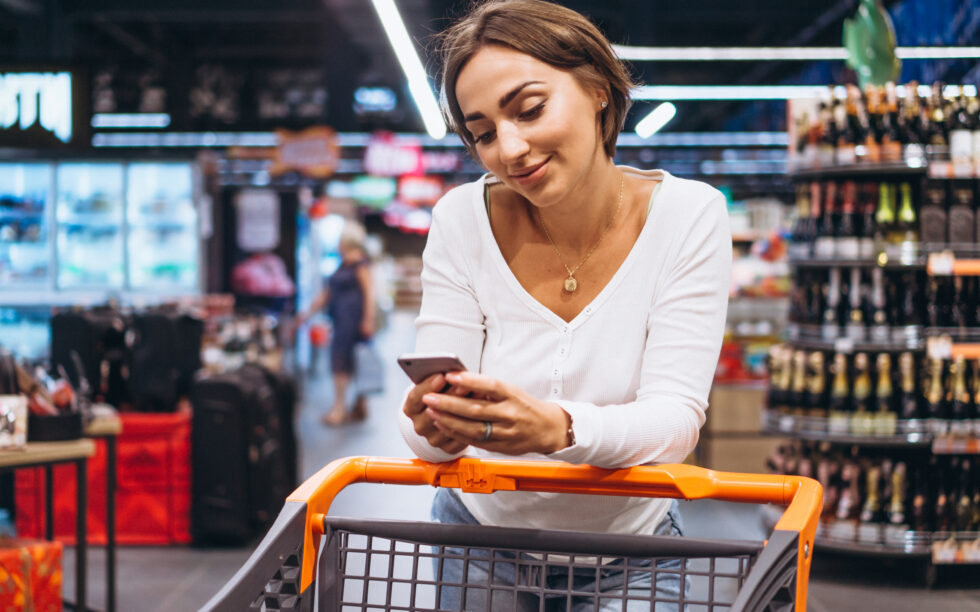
[{"x1": 403, "y1": 373, "x2": 469, "y2": 454}]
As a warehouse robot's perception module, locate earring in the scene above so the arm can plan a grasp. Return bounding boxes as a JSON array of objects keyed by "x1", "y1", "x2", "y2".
[{"x1": 600, "y1": 100, "x2": 608, "y2": 109}]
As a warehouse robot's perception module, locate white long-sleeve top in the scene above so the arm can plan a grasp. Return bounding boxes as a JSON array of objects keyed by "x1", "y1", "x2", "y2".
[{"x1": 398, "y1": 167, "x2": 732, "y2": 536}]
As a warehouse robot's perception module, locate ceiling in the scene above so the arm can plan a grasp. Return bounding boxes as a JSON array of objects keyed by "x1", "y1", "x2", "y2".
[{"x1": 0, "y1": 0, "x2": 920, "y2": 134}]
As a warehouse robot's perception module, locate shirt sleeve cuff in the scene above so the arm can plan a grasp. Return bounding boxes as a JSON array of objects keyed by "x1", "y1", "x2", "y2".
[{"x1": 546, "y1": 401, "x2": 597, "y2": 465}]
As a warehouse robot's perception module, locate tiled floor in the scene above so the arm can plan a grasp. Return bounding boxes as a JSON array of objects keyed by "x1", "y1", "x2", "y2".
[{"x1": 60, "y1": 310, "x2": 980, "y2": 611}]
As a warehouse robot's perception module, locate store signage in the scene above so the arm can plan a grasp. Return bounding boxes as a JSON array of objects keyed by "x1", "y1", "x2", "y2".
[
  {"x1": 270, "y1": 126, "x2": 340, "y2": 179},
  {"x1": 363, "y1": 132, "x2": 423, "y2": 177},
  {"x1": 350, "y1": 176, "x2": 397, "y2": 209},
  {"x1": 0, "y1": 71, "x2": 75, "y2": 145},
  {"x1": 398, "y1": 175, "x2": 444, "y2": 206},
  {"x1": 235, "y1": 189, "x2": 281, "y2": 252}
]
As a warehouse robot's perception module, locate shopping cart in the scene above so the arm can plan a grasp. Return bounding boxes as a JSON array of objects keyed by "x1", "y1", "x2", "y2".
[{"x1": 203, "y1": 456, "x2": 821, "y2": 611}]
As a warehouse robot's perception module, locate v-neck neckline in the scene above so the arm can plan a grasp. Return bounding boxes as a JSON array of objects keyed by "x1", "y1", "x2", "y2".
[{"x1": 476, "y1": 166, "x2": 668, "y2": 328}]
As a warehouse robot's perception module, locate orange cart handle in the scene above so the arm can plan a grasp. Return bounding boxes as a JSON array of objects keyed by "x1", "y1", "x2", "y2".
[{"x1": 288, "y1": 456, "x2": 822, "y2": 599}]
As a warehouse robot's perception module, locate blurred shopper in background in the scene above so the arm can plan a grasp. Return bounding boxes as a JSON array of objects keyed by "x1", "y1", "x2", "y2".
[
  {"x1": 297, "y1": 221, "x2": 376, "y2": 425},
  {"x1": 397, "y1": 0, "x2": 732, "y2": 609}
]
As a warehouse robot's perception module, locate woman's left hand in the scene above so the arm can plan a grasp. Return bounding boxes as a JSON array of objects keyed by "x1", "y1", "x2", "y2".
[{"x1": 420, "y1": 371, "x2": 570, "y2": 455}]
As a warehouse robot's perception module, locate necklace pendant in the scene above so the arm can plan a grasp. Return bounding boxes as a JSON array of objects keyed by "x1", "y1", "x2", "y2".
[{"x1": 564, "y1": 276, "x2": 578, "y2": 292}]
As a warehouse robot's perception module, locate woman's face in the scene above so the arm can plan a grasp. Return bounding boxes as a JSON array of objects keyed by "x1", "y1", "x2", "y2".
[{"x1": 455, "y1": 44, "x2": 606, "y2": 208}]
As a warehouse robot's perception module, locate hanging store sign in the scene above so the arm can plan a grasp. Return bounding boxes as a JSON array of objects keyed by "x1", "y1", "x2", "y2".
[
  {"x1": 270, "y1": 126, "x2": 340, "y2": 179},
  {"x1": 0, "y1": 69, "x2": 88, "y2": 148},
  {"x1": 350, "y1": 176, "x2": 397, "y2": 209},
  {"x1": 398, "y1": 175, "x2": 444, "y2": 206},
  {"x1": 363, "y1": 132, "x2": 423, "y2": 177}
]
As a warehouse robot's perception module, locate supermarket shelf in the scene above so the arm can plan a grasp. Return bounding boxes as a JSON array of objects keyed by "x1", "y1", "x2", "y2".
[
  {"x1": 0, "y1": 208, "x2": 45, "y2": 221},
  {"x1": 784, "y1": 324, "x2": 925, "y2": 352},
  {"x1": 788, "y1": 159, "x2": 929, "y2": 179},
  {"x1": 761, "y1": 410, "x2": 934, "y2": 447}
]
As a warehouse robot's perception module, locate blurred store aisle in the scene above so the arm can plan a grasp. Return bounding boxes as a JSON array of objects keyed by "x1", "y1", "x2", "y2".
[{"x1": 60, "y1": 309, "x2": 979, "y2": 611}]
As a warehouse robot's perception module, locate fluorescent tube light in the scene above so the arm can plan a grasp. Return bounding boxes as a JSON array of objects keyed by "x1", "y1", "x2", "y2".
[
  {"x1": 613, "y1": 45, "x2": 980, "y2": 61},
  {"x1": 91, "y1": 113, "x2": 171, "y2": 129},
  {"x1": 635, "y1": 102, "x2": 676, "y2": 138},
  {"x1": 632, "y1": 85, "x2": 831, "y2": 100},
  {"x1": 370, "y1": 0, "x2": 447, "y2": 139}
]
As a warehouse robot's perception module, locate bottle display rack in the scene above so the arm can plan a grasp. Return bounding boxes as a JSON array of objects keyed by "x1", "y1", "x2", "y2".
[{"x1": 770, "y1": 82, "x2": 980, "y2": 580}]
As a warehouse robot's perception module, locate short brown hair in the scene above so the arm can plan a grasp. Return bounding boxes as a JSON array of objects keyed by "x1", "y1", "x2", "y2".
[{"x1": 436, "y1": 0, "x2": 636, "y2": 161}]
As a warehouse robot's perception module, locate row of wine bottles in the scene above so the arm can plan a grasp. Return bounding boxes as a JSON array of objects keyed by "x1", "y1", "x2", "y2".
[
  {"x1": 789, "y1": 267, "x2": 980, "y2": 336},
  {"x1": 792, "y1": 81, "x2": 980, "y2": 168},
  {"x1": 789, "y1": 178, "x2": 980, "y2": 261},
  {"x1": 767, "y1": 345, "x2": 980, "y2": 436},
  {"x1": 768, "y1": 442, "x2": 980, "y2": 533}
]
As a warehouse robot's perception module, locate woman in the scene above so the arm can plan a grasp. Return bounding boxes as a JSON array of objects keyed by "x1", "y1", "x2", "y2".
[
  {"x1": 299, "y1": 221, "x2": 375, "y2": 425},
  {"x1": 397, "y1": 0, "x2": 731, "y2": 608}
]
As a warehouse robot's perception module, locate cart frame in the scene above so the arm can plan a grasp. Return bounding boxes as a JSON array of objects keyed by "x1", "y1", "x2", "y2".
[{"x1": 203, "y1": 456, "x2": 822, "y2": 611}]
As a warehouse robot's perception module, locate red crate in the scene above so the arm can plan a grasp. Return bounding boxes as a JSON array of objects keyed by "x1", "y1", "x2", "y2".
[{"x1": 15, "y1": 412, "x2": 191, "y2": 546}]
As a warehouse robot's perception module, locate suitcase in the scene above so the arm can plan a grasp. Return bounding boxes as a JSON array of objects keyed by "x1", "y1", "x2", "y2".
[
  {"x1": 128, "y1": 312, "x2": 180, "y2": 412},
  {"x1": 190, "y1": 365, "x2": 291, "y2": 544},
  {"x1": 50, "y1": 309, "x2": 129, "y2": 405}
]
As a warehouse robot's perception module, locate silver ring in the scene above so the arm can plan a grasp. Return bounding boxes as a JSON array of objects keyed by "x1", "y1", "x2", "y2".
[{"x1": 481, "y1": 420, "x2": 493, "y2": 442}]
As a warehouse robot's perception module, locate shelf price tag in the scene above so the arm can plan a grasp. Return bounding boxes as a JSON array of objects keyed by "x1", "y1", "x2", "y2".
[
  {"x1": 927, "y1": 335, "x2": 953, "y2": 360},
  {"x1": 927, "y1": 251, "x2": 956, "y2": 276},
  {"x1": 928, "y1": 161, "x2": 953, "y2": 178},
  {"x1": 833, "y1": 337, "x2": 855, "y2": 354}
]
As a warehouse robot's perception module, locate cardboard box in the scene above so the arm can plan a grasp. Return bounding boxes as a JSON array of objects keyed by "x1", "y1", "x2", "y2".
[
  {"x1": 705, "y1": 385, "x2": 767, "y2": 434},
  {"x1": 0, "y1": 538, "x2": 62, "y2": 612},
  {"x1": 698, "y1": 435, "x2": 787, "y2": 474}
]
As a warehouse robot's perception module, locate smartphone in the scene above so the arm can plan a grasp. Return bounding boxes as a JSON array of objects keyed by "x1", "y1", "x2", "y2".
[{"x1": 397, "y1": 352, "x2": 467, "y2": 384}]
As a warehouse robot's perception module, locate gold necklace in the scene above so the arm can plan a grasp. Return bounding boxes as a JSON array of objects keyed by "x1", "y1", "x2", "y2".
[{"x1": 537, "y1": 173, "x2": 625, "y2": 293}]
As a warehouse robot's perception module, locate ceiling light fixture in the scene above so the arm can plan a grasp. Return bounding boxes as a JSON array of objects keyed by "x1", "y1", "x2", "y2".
[
  {"x1": 613, "y1": 45, "x2": 980, "y2": 61},
  {"x1": 635, "y1": 102, "x2": 676, "y2": 138},
  {"x1": 633, "y1": 85, "x2": 830, "y2": 100},
  {"x1": 370, "y1": 0, "x2": 447, "y2": 140}
]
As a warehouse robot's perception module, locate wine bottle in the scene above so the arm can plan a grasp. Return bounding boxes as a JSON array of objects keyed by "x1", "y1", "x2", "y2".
[
  {"x1": 860, "y1": 85, "x2": 882, "y2": 163},
  {"x1": 919, "y1": 178, "x2": 948, "y2": 245},
  {"x1": 789, "y1": 350, "x2": 808, "y2": 416},
  {"x1": 858, "y1": 181, "x2": 877, "y2": 259},
  {"x1": 860, "y1": 464, "x2": 882, "y2": 523},
  {"x1": 927, "y1": 82, "x2": 950, "y2": 160},
  {"x1": 949, "y1": 356, "x2": 972, "y2": 436},
  {"x1": 817, "y1": 457, "x2": 841, "y2": 520},
  {"x1": 836, "y1": 89, "x2": 857, "y2": 165},
  {"x1": 815, "y1": 181, "x2": 838, "y2": 259},
  {"x1": 819, "y1": 97, "x2": 837, "y2": 168},
  {"x1": 836, "y1": 460, "x2": 862, "y2": 521},
  {"x1": 891, "y1": 182, "x2": 920, "y2": 251},
  {"x1": 850, "y1": 352, "x2": 874, "y2": 435},
  {"x1": 881, "y1": 82, "x2": 904, "y2": 162},
  {"x1": 822, "y1": 267, "x2": 842, "y2": 339},
  {"x1": 970, "y1": 94, "x2": 980, "y2": 172},
  {"x1": 950, "y1": 87, "x2": 973, "y2": 168},
  {"x1": 947, "y1": 180, "x2": 976, "y2": 245},
  {"x1": 846, "y1": 267, "x2": 866, "y2": 341},
  {"x1": 956, "y1": 459, "x2": 973, "y2": 532},
  {"x1": 806, "y1": 350, "x2": 828, "y2": 420},
  {"x1": 903, "y1": 80, "x2": 926, "y2": 160},
  {"x1": 972, "y1": 357, "x2": 980, "y2": 435},
  {"x1": 910, "y1": 465, "x2": 931, "y2": 531},
  {"x1": 898, "y1": 351, "x2": 924, "y2": 421},
  {"x1": 829, "y1": 352, "x2": 851, "y2": 434},
  {"x1": 837, "y1": 181, "x2": 860, "y2": 260},
  {"x1": 790, "y1": 184, "x2": 812, "y2": 259},
  {"x1": 951, "y1": 276, "x2": 969, "y2": 332},
  {"x1": 926, "y1": 357, "x2": 949, "y2": 434},
  {"x1": 766, "y1": 345, "x2": 788, "y2": 411},
  {"x1": 889, "y1": 461, "x2": 907, "y2": 525},
  {"x1": 875, "y1": 352, "x2": 897, "y2": 435},
  {"x1": 875, "y1": 182, "x2": 896, "y2": 254},
  {"x1": 935, "y1": 460, "x2": 952, "y2": 532},
  {"x1": 868, "y1": 267, "x2": 890, "y2": 342}
]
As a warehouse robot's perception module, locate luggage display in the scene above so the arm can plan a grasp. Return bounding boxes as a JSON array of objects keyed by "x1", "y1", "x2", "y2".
[
  {"x1": 128, "y1": 312, "x2": 180, "y2": 412},
  {"x1": 190, "y1": 364, "x2": 295, "y2": 545},
  {"x1": 49, "y1": 309, "x2": 129, "y2": 406}
]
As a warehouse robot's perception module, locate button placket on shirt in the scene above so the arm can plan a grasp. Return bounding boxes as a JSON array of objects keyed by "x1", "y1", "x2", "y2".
[{"x1": 552, "y1": 325, "x2": 572, "y2": 397}]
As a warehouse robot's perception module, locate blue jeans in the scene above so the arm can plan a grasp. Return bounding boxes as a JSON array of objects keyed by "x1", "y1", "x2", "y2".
[{"x1": 431, "y1": 488, "x2": 688, "y2": 611}]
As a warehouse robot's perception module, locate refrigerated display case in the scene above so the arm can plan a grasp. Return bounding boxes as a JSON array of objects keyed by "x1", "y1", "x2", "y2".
[
  {"x1": 0, "y1": 164, "x2": 53, "y2": 287},
  {"x1": 126, "y1": 163, "x2": 199, "y2": 291},
  {"x1": 55, "y1": 163, "x2": 125, "y2": 288}
]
